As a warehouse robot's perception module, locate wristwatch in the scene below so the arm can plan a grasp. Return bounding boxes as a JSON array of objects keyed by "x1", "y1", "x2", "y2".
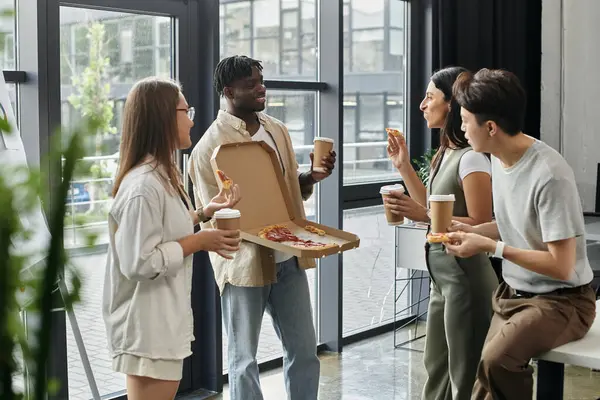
[
  {"x1": 494, "y1": 241, "x2": 505, "y2": 259},
  {"x1": 195, "y1": 207, "x2": 212, "y2": 224}
]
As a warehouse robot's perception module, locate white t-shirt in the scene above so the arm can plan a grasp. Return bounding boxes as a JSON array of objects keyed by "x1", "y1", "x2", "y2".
[
  {"x1": 438, "y1": 149, "x2": 491, "y2": 186},
  {"x1": 492, "y1": 139, "x2": 593, "y2": 293},
  {"x1": 252, "y1": 125, "x2": 295, "y2": 264}
]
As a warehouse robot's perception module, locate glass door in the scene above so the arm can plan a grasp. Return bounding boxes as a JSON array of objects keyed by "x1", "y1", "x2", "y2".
[{"x1": 48, "y1": 1, "x2": 193, "y2": 398}]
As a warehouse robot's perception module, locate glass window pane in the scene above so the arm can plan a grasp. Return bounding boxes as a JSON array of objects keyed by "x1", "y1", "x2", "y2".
[
  {"x1": 133, "y1": 17, "x2": 153, "y2": 47},
  {"x1": 390, "y1": 0, "x2": 405, "y2": 28},
  {"x1": 342, "y1": 206, "x2": 410, "y2": 335},
  {"x1": 282, "y1": 51, "x2": 299, "y2": 75},
  {"x1": 282, "y1": 0, "x2": 298, "y2": 10},
  {"x1": 352, "y1": 29, "x2": 384, "y2": 72},
  {"x1": 352, "y1": 0, "x2": 384, "y2": 29},
  {"x1": 0, "y1": 0, "x2": 15, "y2": 70},
  {"x1": 222, "y1": 90, "x2": 318, "y2": 371},
  {"x1": 253, "y1": 0, "x2": 280, "y2": 37},
  {"x1": 133, "y1": 48, "x2": 153, "y2": 79},
  {"x1": 300, "y1": 0, "x2": 317, "y2": 80},
  {"x1": 253, "y1": 37, "x2": 279, "y2": 77},
  {"x1": 344, "y1": 1, "x2": 406, "y2": 186},
  {"x1": 7, "y1": 82, "x2": 17, "y2": 126},
  {"x1": 59, "y1": 7, "x2": 174, "y2": 398},
  {"x1": 223, "y1": 2, "x2": 252, "y2": 41},
  {"x1": 227, "y1": 38, "x2": 252, "y2": 60},
  {"x1": 159, "y1": 20, "x2": 171, "y2": 46},
  {"x1": 220, "y1": 0, "x2": 317, "y2": 80},
  {"x1": 282, "y1": 11, "x2": 298, "y2": 51},
  {"x1": 389, "y1": 28, "x2": 404, "y2": 71}
]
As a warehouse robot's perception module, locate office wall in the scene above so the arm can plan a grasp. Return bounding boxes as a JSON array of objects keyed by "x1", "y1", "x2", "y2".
[{"x1": 541, "y1": 0, "x2": 600, "y2": 212}]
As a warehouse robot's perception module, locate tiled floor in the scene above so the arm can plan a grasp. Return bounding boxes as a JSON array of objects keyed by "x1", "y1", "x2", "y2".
[
  {"x1": 211, "y1": 328, "x2": 600, "y2": 400},
  {"x1": 59, "y1": 206, "x2": 409, "y2": 399}
]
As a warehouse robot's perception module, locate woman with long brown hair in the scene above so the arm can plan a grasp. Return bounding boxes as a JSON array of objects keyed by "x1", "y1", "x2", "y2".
[
  {"x1": 384, "y1": 67, "x2": 498, "y2": 399},
  {"x1": 103, "y1": 77, "x2": 241, "y2": 400}
]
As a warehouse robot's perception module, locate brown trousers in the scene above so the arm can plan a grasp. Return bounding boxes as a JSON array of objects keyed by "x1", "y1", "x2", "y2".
[{"x1": 471, "y1": 281, "x2": 597, "y2": 400}]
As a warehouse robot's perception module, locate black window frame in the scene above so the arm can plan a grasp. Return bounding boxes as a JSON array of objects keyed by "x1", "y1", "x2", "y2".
[{"x1": 15, "y1": 0, "x2": 428, "y2": 397}]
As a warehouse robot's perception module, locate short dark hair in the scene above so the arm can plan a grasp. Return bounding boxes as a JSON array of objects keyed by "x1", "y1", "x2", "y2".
[
  {"x1": 214, "y1": 55, "x2": 263, "y2": 96},
  {"x1": 453, "y1": 68, "x2": 526, "y2": 136}
]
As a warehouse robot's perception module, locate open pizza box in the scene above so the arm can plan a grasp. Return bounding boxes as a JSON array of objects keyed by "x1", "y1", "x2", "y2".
[{"x1": 210, "y1": 141, "x2": 360, "y2": 259}]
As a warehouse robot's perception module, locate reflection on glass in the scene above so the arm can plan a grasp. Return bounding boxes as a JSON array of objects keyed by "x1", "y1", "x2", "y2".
[
  {"x1": 0, "y1": 0, "x2": 16, "y2": 70},
  {"x1": 219, "y1": 0, "x2": 317, "y2": 80},
  {"x1": 221, "y1": 90, "x2": 318, "y2": 371},
  {"x1": 60, "y1": 7, "x2": 173, "y2": 399},
  {"x1": 343, "y1": 0, "x2": 406, "y2": 185},
  {"x1": 351, "y1": 0, "x2": 384, "y2": 29},
  {"x1": 343, "y1": 206, "x2": 410, "y2": 335},
  {"x1": 7, "y1": 82, "x2": 17, "y2": 126}
]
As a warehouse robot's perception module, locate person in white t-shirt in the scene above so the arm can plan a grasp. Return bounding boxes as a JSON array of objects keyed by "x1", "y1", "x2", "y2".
[
  {"x1": 384, "y1": 67, "x2": 498, "y2": 400},
  {"x1": 446, "y1": 68, "x2": 595, "y2": 400}
]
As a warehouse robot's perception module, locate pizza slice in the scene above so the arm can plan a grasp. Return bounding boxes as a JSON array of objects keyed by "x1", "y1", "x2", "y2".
[
  {"x1": 427, "y1": 232, "x2": 451, "y2": 244},
  {"x1": 258, "y1": 225, "x2": 290, "y2": 242},
  {"x1": 385, "y1": 128, "x2": 404, "y2": 138},
  {"x1": 305, "y1": 225, "x2": 326, "y2": 236},
  {"x1": 216, "y1": 169, "x2": 233, "y2": 190},
  {"x1": 290, "y1": 242, "x2": 338, "y2": 251},
  {"x1": 259, "y1": 224, "x2": 335, "y2": 249}
]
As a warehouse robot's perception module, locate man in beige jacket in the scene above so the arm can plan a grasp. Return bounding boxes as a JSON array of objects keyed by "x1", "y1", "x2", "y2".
[{"x1": 188, "y1": 56, "x2": 336, "y2": 400}]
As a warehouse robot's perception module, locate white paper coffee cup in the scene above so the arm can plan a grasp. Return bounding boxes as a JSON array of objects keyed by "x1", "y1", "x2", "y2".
[
  {"x1": 214, "y1": 208, "x2": 241, "y2": 258},
  {"x1": 381, "y1": 184, "x2": 405, "y2": 226},
  {"x1": 313, "y1": 137, "x2": 334, "y2": 173},
  {"x1": 428, "y1": 194, "x2": 455, "y2": 233}
]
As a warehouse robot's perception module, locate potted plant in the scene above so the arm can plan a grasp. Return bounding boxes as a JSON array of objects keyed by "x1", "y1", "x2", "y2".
[
  {"x1": 1, "y1": 117, "x2": 100, "y2": 399},
  {"x1": 413, "y1": 147, "x2": 437, "y2": 187}
]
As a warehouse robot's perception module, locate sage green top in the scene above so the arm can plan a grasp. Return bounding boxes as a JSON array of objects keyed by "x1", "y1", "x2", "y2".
[{"x1": 428, "y1": 147, "x2": 471, "y2": 215}]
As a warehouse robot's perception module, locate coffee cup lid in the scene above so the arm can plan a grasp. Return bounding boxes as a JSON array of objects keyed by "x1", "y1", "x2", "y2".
[
  {"x1": 428, "y1": 194, "x2": 455, "y2": 202},
  {"x1": 214, "y1": 208, "x2": 241, "y2": 219},
  {"x1": 314, "y1": 137, "x2": 334, "y2": 144},
  {"x1": 380, "y1": 184, "x2": 405, "y2": 195}
]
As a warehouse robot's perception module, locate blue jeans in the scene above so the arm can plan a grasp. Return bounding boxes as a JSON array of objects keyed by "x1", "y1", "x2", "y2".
[{"x1": 222, "y1": 257, "x2": 320, "y2": 400}]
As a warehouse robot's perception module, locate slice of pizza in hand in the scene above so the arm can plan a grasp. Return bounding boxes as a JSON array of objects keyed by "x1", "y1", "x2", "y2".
[
  {"x1": 385, "y1": 128, "x2": 404, "y2": 138},
  {"x1": 427, "y1": 232, "x2": 451, "y2": 244},
  {"x1": 216, "y1": 169, "x2": 233, "y2": 190}
]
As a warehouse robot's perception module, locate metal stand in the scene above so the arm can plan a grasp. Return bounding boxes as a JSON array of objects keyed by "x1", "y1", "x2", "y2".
[
  {"x1": 56, "y1": 276, "x2": 101, "y2": 400},
  {"x1": 393, "y1": 224, "x2": 430, "y2": 352},
  {"x1": 394, "y1": 269, "x2": 429, "y2": 352},
  {"x1": 21, "y1": 275, "x2": 101, "y2": 400}
]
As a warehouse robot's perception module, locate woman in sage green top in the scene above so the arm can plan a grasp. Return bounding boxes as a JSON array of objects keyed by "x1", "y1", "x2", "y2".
[{"x1": 384, "y1": 67, "x2": 498, "y2": 400}]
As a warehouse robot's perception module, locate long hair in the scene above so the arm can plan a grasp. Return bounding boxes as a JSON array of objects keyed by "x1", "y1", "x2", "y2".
[
  {"x1": 112, "y1": 77, "x2": 184, "y2": 198},
  {"x1": 429, "y1": 66, "x2": 470, "y2": 175}
]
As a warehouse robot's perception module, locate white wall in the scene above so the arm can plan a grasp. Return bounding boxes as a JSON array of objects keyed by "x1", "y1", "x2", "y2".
[{"x1": 541, "y1": 0, "x2": 600, "y2": 212}]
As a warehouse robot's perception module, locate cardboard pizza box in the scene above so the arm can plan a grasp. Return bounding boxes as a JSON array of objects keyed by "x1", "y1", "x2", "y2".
[{"x1": 210, "y1": 141, "x2": 360, "y2": 258}]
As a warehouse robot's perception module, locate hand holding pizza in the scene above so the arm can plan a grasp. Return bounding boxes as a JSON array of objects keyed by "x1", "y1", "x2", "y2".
[
  {"x1": 444, "y1": 231, "x2": 495, "y2": 258},
  {"x1": 386, "y1": 128, "x2": 409, "y2": 170},
  {"x1": 309, "y1": 150, "x2": 337, "y2": 182},
  {"x1": 204, "y1": 184, "x2": 241, "y2": 219}
]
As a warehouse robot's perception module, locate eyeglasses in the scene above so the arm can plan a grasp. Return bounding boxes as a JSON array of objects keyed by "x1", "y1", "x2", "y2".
[{"x1": 177, "y1": 106, "x2": 195, "y2": 121}]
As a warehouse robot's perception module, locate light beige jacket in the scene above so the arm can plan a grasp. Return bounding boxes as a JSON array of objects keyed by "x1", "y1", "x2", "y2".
[
  {"x1": 188, "y1": 110, "x2": 316, "y2": 294},
  {"x1": 103, "y1": 162, "x2": 194, "y2": 360}
]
